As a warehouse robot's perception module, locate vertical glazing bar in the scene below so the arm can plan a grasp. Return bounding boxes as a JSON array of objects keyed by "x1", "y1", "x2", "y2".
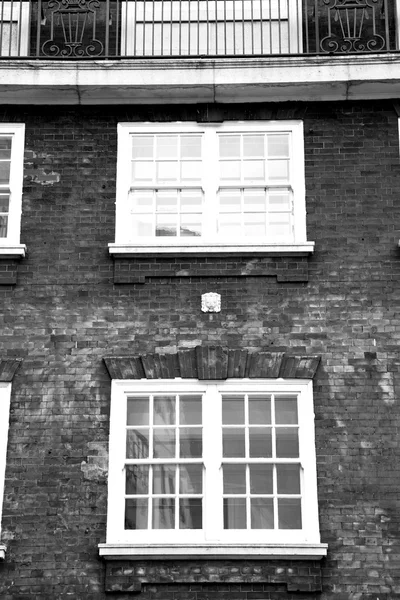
[
  {"x1": 8, "y1": 0, "x2": 13, "y2": 56},
  {"x1": 188, "y1": 0, "x2": 192, "y2": 55},
  {"x1": 161, "y1": 0, "x2": 165, "y2": 55},
  {"x1": 151, "y1": 0, "x2": 155, "y2": 55},
  {"x1": 178, "y1": 0, "x2": 182, "y2": 55},
  {"x1": 277, "y1": 0, "x2": 282, "y2": 54},
  {"x1": 233, "y1": 0, "x2": 236, "y2": 54},
  {"x1": 223, "y1": 0, "x2": 227, "y2": 54},
  {"x1": 206, "y1": 0, "x2": 209, "y2": 54},
  {"x1": 250, "y1": 0, "x2": 254, "y2": 54},
  {"x1": 259, "y1": 0, "x2": 263, "y2": 54},
  {"x1": 143, "y1": 0, "x2": 146, "y2": 56},
  {"x1": 170, "y1": 0, "x2": 173, "y2": 55},
  {"x1": 197, "y1": 0, "x2": 200, "y2": 55},
  {"x1": 287, "y1": 0, "x2": 290, "y2": 53},
  {"x1": 241, "y1": 0, "x2": 244, "y2": 53},
  {"x1": 314, "y1": 0, "x2": 319, "y2": 53},
  {"x1": 215, "y1": 0, "x2": 218, "y2": 54},
  {"x1": 268, "y1": 0, "x2": 272, "y2": 53}
]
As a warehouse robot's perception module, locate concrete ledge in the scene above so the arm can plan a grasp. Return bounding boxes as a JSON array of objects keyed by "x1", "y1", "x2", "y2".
[
  {"x1": 1, "y1": 54, "x2": 400, "y2": 104},
  {"x1": 99, "y1": 543, "x2": 328, "y2": 560},
  {"x1": 0, "y1": 244, "x2": 27, "y2": 258},
  {"x1": 108, "y1": 242, "x2": 315, "y2": 257}
]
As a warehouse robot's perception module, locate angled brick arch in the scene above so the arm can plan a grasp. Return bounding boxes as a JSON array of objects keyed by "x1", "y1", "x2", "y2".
[
  {"x1": 0, "y1": 358, "x2": 23, "y2": 382},
  {"x1": 104, "y1": 347, "x2": 320, "y2": 381}
]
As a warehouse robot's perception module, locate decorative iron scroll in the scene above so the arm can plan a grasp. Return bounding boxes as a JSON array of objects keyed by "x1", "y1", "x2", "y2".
[
  {"x1": 320, "y1": 0, "x2": 385, "y2": 53},
  {"x1": 41, "y1": 0, "x2": 104, "y2": 57}
]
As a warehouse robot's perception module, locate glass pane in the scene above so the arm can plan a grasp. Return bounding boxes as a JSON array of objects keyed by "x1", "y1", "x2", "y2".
[
  {"x1": 243, "y1": 160, "x2": 265, "y2": 181},
  {"x1": 267, "y1": 134, "x2": 289, "y2": 157},
  {"x1": 277, "y1": 464, "x2": 301, "y2": 494},
  {"x1": 132, "y1": 161, "x2": 153, "y2": 183},
  {"x1": 276, "y1": 428, "x2": 299, "y2": 458},
  {"x1": 156, "y1": 135, "x2": 178, "y2": 158},
  {"x1": 243, "y1": 190, "x2": 266, "y2": 212},
  {"x1": 224, "y1": 498, "x2": 246, "y2": 529},
  {"x1": 156, "y1": 161, "x2": 178, "y2": 183},
  {"x1": 249, "y1": 396, "x2": 271, "y2": 425},
  {"x1": 156, "y1": 192, "x2": 178, "y2": 214},
  {"x1": 223, "y1": 428, "x2": 245, "y2": 458},
  {"x1": 132, "y1": 135, "x2": 153, "y2": 159},
  {"x1": 269, "y1": 192, "x2": 291, "y2": 212},
  {"x1": 180, "y1": 396, "x2": 202, "y2": 425},
  {"x1": 156, "y1": 214, "x2": 177, "y2": 237},
  {"x1": 181, "y1": 192, "x2": 202, "y2": 213},
  {"x1": 126, "y1": 429, "x2": 149, "y2": 459},
  {"x1": 222, "y1": 396, "x2": 244, "y2": 424},
  {"x1": 0, "y1": 215, "x2": 8, "y2": 238},
  {"x1": 0, "y1": 137, "x2": 11, "y2": 160},
  {"x1": 180, "y1": 214, "x2": 202, "y2": 237},
  {"x1": 218, "y1": 213, "x2": 241, "y2": 236},
  {"x1": 275, "y1": 397, "x2": 298, "y2": 424},
  {"x1": 250, "y1": 464, "x2": 273, "y2": 494},
  {"x1": 219, "y1": 135, "x2": 240, "y2": 158},
  {"x1": 153, "y1": 429, "x2": 176, "y2": 458},
  {"x1": 154, "y1": 396, "x2": 176, "y2": 425},
  {"x1": 125, "y1": 498, "x2": 148, "y2": 530},
  {"x1": 268, "y1": 159, "x2": 289, "y2": 181},
  {"x1": 244, "y1": 213, "x2": 266, "y2": 237},
  {"x1": 268, "y1": 214, "x2": 292, "y2": 238},
  {"x1": 126, "y1": 465, "x2": 149, "y2": 495},
  {"x1": 133, "y1": 214, "x2": 153, "y2": 237},
  {"x1": 219, "y1": 191, "x2": 241, "y2": 213},
  {"x1": 127, "y1": 397, "x2": 149, "y2": 427},
  {"x1": 180, "y1": 427, "x2": 202, "y2": 458},
  {"x1": 223, "y1": 464, "x2": 246, "y2": 494},
  {"x1": 0, "y1": 194, "x2": 9, "y2": 213},
  {"x1": 179, "y1": 498, "x2": 202, "y2": 529},
  {"x1": 179, "y1": 464, "x2": 202, "y2": 494},
  {"x1": 153, "y1": 465, "x2": 176, "y2": 494},
  {"x1": 181, "y1": 135, "x2": 201, "y2": 158},
  {"x1": 181, "y1": 161, "x2": 201, "y2": 182},
  {"x1": 249, "y1": 427, "x2": 272, "y2": 458},
  {"x1": 220, "y1": 161, "x2": 241, "y2": 181},
  {"x1": 0, "y1": 162, "x2": 10, "y2": 185},
  {"x1": 251, "y1": 498, "x2": 274, "y2": 529},
  {"x1": 152, "y1": 498, "x2": 175, "y2": 529},
  {"x1": 243, "y1": 135, "x2": 264, "y2": 157},
  {"x1": 278, "y1": 498, "x2": 302, "y2": 529}
]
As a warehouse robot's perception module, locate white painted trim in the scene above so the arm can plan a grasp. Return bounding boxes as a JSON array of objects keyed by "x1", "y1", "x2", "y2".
[
  {"x1": 0, "y1": 543, "x2": 6, "y2": 560},
  {"x1": 0, "y1": 243, "x2": 26, "y2": 257},
  {"x1": 0, "y1": 124, "x2": 25, "y2": 246},
  {"x1": 0, "y1": 383, "x2": 12, "y2": 556},
  {"x1": 99, "y1": 542, "x2": 328, "y2": 560},
  {"x1": 108, "y1": 242, "x2": 315, "y2": 256}
]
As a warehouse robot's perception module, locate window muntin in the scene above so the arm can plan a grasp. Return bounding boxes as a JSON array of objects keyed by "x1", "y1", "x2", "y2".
[
  {"x1": 116, "y1": 121, "x2": 307, "y2": 248},
  {"x1": 0, "y1": 124, "x2": 25, "y2": 245},
  {"x1": 106, "y1": 379, "x2": 320, "y2": 546}
]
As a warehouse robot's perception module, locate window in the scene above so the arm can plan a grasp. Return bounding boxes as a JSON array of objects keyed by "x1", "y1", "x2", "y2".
[
  {"x1": 0, "y1": 2, "x2": 30, "y2": 57},
  {"x1": 101, "y1": 379, "x2": 325, "y2": 559},
  {"x1": 0, "y1": 382, "x2": 11, "y2": 560},
  {"x1": 110, "y1": 121, "x2": 314, "y2": 256},
  {"x1": 0, "y1": 124, "x2": 25, "y2": 256}
]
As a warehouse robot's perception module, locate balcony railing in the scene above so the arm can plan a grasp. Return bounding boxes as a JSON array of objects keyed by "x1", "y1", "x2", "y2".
[{"x1": 0, "y1": 0, "x2": 398, "y2": 58}]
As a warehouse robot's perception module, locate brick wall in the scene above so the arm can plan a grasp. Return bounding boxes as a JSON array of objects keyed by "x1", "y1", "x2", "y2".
[{"x1": 0, "y1": 102, "x2": 400, "y2": 599}]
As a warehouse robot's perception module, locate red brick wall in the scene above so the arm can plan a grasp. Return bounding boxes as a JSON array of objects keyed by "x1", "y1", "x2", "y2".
[{"x1": 0, "y1": 102, "x2": 400, "y2": 599}]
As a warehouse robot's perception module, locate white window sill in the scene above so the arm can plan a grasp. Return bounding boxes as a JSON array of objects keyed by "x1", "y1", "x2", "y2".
[
  {"x1": 99, "y1": 542, "x2": 328, "y2": 561},
  {"x1": 0, "y1": 544, "x2": 6, "y2": 560},
  {"x1": 0, "y1": 244, "x2": 27, "y2": 258},
  {"x1": 108, "y1": 242, "x2": 315, "y2": 258}
]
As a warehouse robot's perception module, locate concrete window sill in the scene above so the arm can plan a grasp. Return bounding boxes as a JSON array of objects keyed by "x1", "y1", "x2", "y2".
[
  {"x1": 108, "y1": 242, "x2": 315, "y2": 258},
  {"x1": 0, "y1": 244, "x2": 27, "y2": 258}
]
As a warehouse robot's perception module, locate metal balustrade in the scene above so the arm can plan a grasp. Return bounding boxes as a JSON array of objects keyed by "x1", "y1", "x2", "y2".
[{"x1": 0, "y1": 0, "x2": 397, "y2": 58}]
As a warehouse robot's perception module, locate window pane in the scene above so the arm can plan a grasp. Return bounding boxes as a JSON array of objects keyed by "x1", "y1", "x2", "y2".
[
  {"x1": 268, "y1": 159, "x2": 289, "y2": 181},
  {"x1": 268, "y1": 213, "x2": 292, "y2": 238},
  {"x1": 249, "y1": 396, "x2": 271, "y2": 425},
  {"x1": 132, "y1": 161, "x2": 153, "y2": 183},
  {"x1": 126, "y1": 465, "x2": 149, "y2": 495},
  {"x1": 127, "y1": 397, "x2": 150, "y2": 426},
  {"x1": 269, "y1": 192, "x2": 291, "y2": 212},
  {"x1": 219, "y1": 135, "x2": 240, "y2": 158},
  {"x1": 243, "y1": 190, "x2": 266, "y2": 212},
  {"x1": 180, "y1": 396, "x2": 202, "y2": 425},
  {"x1": 243, "y1": 135, "x2": 264, "y2": 157},
  {"x1": 223, "y1": 464, "x2": 246, "y2": 494},
  {"x1": 153, "y1": 429, "x2": 176, "y2": 458},
  {"x1": 131, "y1": 190, "x2": 153, "y2": 212},
  {"x1": 250, "y1": 464, "x2": 273, "y2": 494},
  {"x1": 180, "y1": 214, "x2": 202, "y2": 237},
  {"x1": 249, "y1": 427, "x2": 272, "y2": 458},
  {"x1": 126, "y1": 429, "x2": 149, "y2": 459},
  {"x1": 275, "y1": 428, "x2": 299, "y2": 458},
  {"x1": 132, "y1": 135, "x2": 153, "y2": 158},
  {"x1": 156, "y1": 161, "x2": 178, "y2": 183},
  {"x1": 0, "y1": 194, "x2": 10, "y2": 213},
  {"x1": 222, "y1": 396, "x2": 244, "y2": 424},
  {"x1": 181, "y1": 161, "x2": 201, "y2": 182},
  {"x1": 152, "y1": 498, "x2": 175, "y2": 529},
  {"x1": 243, "y1": 160, "x2": 265, "y2": 181},
  {"x1": 220, "y1": 161, "x2": 241, "y2": 181},
  {"x1": 154, "y1": 396, "x2": 176, "y2": 425},
  {"x1": 156, "y1": 192, "x2": 178, "y2": 214},
  {"x1": 181, "y1": 135, "x2": 201, "y2": 158},
  {"x1": 125, "y1": 498, "x2": 148, "y2": 530},
  {"x1": 153, "y1": 465, "x2": 176, "y2": 494},
  {"x1": 0, "y1": 137, "x2": 11, "y2": 160},
  {"x1": 180, "y1": 427, "x2": 202, "y2": 458},
  {"x1": 0, "y1": 162, "x2": 10, "y2": 185},
  {"x1": 267, "y1": 134, "x2": 289, "y2": 157},
  {"x1": 0, "y1": 215, "x2": 8, "y2": 238},
  {"x1": 278, "y1": 498, "x2": 302, "y2": 529},
  {"x1": 156, "y1": 214, "x2": 177, "y2": 237},
  {"x1": 224, "y1": 498, "x2": 246, "y2": 529},
  {"x1": 275, "y1": 397, "x2": 298, "y2": 424},
  {"x1": 179, "y1": 498, "x2": 202, "y2": 529},
  {"x1": 276, "y1": 464, "x2": 301, "y2": 494},
  {"x1": 219, "y1": 190, "x2": 241, "y2": 213},
  {"x1": 133, "y1": 214, "x2": 153, "y2": 237},
  {"x1": 223, "y1": 428, "x2": 245, "y2": 458},
  {"x1": 181, "y1": 191, "x2": 202, "y2": 213},
  {"x1": 243, "y1": 213, "x2": 266, "y2": 237},
  {"x1": 179, "y1": 464, "x2": 202, "y2": 494},
  {"x1": 156, "y1": 135, "x2": 178, "y2": 158},
  {"x1": 218, "y1": 213, "x2": 241, "y2": 236},
  {"x1": 251, "y1": 498, "x2": 274, "y2": 529}
]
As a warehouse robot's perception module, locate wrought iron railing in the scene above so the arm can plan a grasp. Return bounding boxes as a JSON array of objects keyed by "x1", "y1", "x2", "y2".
[{"x1": 0, "y1": 0, "x2": 397, "y2": 58}]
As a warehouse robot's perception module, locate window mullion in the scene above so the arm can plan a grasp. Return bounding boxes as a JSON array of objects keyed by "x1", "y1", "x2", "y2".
[{"x1": 203, "y1": 385, "x2": 222, "y2": 539}]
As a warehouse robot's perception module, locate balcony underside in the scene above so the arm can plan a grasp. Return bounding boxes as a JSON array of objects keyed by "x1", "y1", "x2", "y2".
[{"x1": 1, "y1": 54, "x2": 400, "y2": 104}]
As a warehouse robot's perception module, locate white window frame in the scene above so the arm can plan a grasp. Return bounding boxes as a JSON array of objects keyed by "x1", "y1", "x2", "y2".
[
  {"x1": 0, "y1": 382, "x2": 11, "y2": 560},
  {"x1": 99, "y1": 378, "x2": 327, "y2": 560},
  {"x1": 0, "y1": 123, "x2": 26, "y2": 257},
  {"x1": 0, "y1": 2, "x2": 31, "y2": 57},
  {"x1": 109, "y1": 121, "x2": 314, "y2": 257}
]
